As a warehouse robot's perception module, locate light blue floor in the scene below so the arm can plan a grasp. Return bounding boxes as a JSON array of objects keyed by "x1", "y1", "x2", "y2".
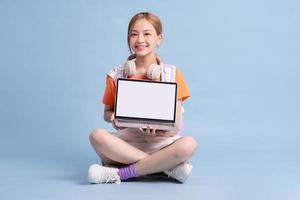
[
  {"x1": 1, "y1": 149, "x2": 299, "y2": 200},
  {"x1": 1, "y1": 115, "x2": 299, "y2": 200}
]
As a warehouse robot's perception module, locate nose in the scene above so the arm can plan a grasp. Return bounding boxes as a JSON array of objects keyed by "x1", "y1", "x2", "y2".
[{"x1": 137, "y1": 34, "x2": 145, "y2": 43}]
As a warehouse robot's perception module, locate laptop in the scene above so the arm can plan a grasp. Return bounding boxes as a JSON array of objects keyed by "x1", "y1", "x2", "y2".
[{"x1": 114, "y1": 78, "x2": 178, "y2": 131}]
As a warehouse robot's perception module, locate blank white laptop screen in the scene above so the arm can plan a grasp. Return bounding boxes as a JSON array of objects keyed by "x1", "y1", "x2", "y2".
[{"x1": 115, "y1": 79, "x2": 177, "y2": 122}]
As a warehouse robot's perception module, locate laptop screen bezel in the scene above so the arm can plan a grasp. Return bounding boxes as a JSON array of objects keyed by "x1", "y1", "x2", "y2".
[{"x1": 114, "y1": 78, "x2": 177, "y2": 123}]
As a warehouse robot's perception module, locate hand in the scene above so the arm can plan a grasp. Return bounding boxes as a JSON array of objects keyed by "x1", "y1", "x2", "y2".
[{"x1": 139, "y1": 125, "x2": 157, "y2": 136}]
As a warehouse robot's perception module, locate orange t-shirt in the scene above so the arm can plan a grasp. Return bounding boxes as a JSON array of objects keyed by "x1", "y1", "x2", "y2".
[{"x1": 102, "y1": 68, "x2": 190, "y2": 106}]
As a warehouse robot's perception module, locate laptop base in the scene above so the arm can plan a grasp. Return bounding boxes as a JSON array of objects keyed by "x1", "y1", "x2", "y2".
[{"x1": 115, "y1": 119, "x2": 178, "y2": 131}]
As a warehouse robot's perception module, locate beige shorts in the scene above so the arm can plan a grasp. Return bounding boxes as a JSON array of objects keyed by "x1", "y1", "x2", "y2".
[{"x1": 112, "y1": 128, "x2": 182, "y2": 154}]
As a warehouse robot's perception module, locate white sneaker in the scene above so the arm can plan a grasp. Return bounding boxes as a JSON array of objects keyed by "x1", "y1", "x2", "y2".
[
  {"x1": 164, "y1": 162, "x2": 193, "y2": 183},
  {"x1": 88, "y1": 164, "x2": 121, "y2": 184}
]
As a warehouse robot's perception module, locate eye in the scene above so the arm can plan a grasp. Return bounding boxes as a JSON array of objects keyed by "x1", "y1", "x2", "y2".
[
  {"x1": 144, "y1": 33, "x2": 151, "y2": 36},
  {"x1": 130, "y1": 33, "x2": 138, "y2": 37}
]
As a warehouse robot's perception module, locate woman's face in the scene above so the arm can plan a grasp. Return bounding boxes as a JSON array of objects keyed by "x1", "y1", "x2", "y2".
[{"x1": 129, "y1": 19, "x2": 162, "y2": 58}]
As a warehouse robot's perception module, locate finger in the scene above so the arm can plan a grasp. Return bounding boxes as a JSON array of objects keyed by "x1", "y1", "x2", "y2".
[
  {"x1": 151, "y1": 127, "x2": 157, "y2": 135},
  {"x1": 139, "y1": 128, "x2": 145, "y2": 133},
  {"x1": 113, "y1": 120, "x2": 118, "y2": 128},
  {"x1": 146, "y1": 125, "x2": 151, "y2": 134},
  {"x1": 149, "y1": 126, "x2": 156, "y2": 135},
  {"x1": 112, "y1": 121, "x2": 117, "y2": 129}
]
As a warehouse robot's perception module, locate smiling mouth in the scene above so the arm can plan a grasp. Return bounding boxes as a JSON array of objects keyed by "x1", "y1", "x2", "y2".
[
  {"x1": 135, "y1": 45, "x2": 148, "y2": 49},
  {"x1": 135, "y1": 46, "x2": 146, "y2": 51}
]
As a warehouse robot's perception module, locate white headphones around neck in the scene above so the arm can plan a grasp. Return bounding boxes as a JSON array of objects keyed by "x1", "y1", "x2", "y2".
[{"x1": 124, "y1": 58, "x2": 162, "y2": 80}]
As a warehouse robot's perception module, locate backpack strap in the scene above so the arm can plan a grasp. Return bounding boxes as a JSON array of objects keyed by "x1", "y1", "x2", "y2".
[
  {"x1": 161, "y1": 63, "x2": 185, "y2": 134},
  {"x1": 161, "y1": 63, "x2": 176, "y2": 83},
  {"x1": 107, "y1": 64, "x2": 126, "y2": 85}
]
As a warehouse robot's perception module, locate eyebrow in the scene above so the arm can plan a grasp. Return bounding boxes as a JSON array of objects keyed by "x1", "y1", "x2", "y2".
[{"x1": 131, "y1": 29, "x2": 153, "y2": 33}]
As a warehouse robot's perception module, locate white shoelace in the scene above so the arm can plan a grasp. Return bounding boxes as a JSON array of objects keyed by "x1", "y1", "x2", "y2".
[
  {"x1": 88, "y1": 164, "x2": 121, "y2": 184},
  {"x1": 100, "y1": 167, "x2": 121, "y2": 184}
]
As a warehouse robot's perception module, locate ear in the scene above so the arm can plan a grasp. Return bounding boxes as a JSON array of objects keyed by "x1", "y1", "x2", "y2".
[{"x1": 157, "y1": 34, "x2": 163, "y2": 46}]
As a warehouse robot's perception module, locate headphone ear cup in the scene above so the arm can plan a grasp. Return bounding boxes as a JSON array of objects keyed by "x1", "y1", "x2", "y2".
[
  {"x1": 125, "y1": 60, "x2": 136, "y2": 77},
  {"x1": 147, "y1": 64, "x2": 161, "y2": 80}
]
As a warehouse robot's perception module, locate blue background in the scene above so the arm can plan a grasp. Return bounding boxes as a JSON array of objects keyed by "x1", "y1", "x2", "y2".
[{"x1": 0, "y1": 0, "x2": 299, "y2": 199}]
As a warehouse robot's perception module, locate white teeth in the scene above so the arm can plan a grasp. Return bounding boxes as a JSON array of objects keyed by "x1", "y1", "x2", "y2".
[{"x1": 135, "y1": 46, "x2": 146, "y2": 50}]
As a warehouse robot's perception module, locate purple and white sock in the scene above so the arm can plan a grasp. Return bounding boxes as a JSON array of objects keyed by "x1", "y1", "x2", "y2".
[{"x1": 117, "y1": 164, "x2": 137, "y2": 180}]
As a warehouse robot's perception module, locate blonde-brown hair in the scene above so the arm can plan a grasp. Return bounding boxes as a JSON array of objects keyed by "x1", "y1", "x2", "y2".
[{"x1": 127, "y1": 12, "x2": 163, "y2": 60}]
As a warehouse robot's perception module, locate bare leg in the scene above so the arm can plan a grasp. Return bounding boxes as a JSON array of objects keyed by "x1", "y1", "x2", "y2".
[
  {"x1": 89, "y1": 128, "x2": 149, "y2": 165},
  {"x1": 90, "y1": 128, "x2": 197, "y2": 176},
  {"x1": 134, "y1": 136, "x2": 197, "y2": 176}
]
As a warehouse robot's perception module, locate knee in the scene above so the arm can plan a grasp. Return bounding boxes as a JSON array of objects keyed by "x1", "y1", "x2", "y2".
[
  {"x1": 173, "y1": 136, "x2": 198, "y2": 160},
  {"x1": 89, "y1": 128, "x2": 110, "y2": 147}
]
